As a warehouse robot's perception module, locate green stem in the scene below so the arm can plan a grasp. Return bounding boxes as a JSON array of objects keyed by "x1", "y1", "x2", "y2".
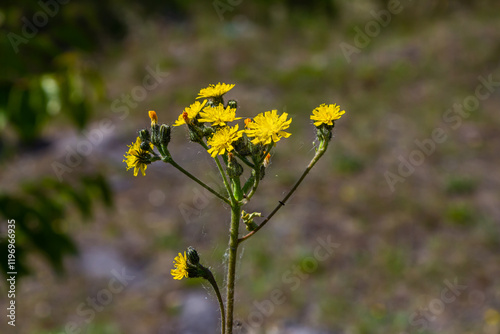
[
  {"x1": 214, "y1": 155, "x2": 235, "y2": 203},
  {"x1": 161, "y1": 155, "x2": 230, "y2": 205},
  {"x1": 238, "y1": 140, "x2": 329, "y2": 244},
  {"x1": 205, "y1": 269, "x2": 225, "y2": 334},
  {"x1": 244, "y1": 161, "x2": 260, "y2": 201},
  {"x1": 225, "y1": 203, "x2": 241, "y2": 334},
  {"x1": 233, "y1": 152, "x2": 255, "y2": 168},
  {"x1": 198, "y1": 141, "x2": 235, "y2": 203}
]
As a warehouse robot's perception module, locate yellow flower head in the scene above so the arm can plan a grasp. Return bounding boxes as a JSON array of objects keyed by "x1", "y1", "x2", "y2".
[
  {"x1": 199, "y1": 104, "x2": 241, "y2": 127},
  {"x1": 197, "y1": 82, "x2": 235, "y2": 99},
  {"x1": 173, "y1": 100, "x2": 207, "y2": 126},
  {"x1": 149, "y1": 110, "x2": 158, "y2": 125},
  {"x1": 207, "y1": 124, "x2": 243, "y2": 158},
  {"x1": 245, "y1": 110, "x2": 292, "y2": 145},
  {"x1": 310, "y1": 103, "x2": 345, "y2": 127},
  {"x1": 171, "y1": 252, "x2": 189, "y2": 280},
  {"x1": 123, "y1": 137, "x2": 154, "y2": 176}
]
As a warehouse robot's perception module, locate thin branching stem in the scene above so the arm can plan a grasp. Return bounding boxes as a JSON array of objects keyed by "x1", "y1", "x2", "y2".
[
  {"x1": 238, "y1": 140, "x2": 329, "y2": 244},
  {"x1": 158, "y1": 147, "x2": 230, "y2": 205},
  {"x1": 198, "y1": 140, "x2": 236, "y2": 204},
  {"x1": 205, "y1": 270, "x2": 225, "y2": 334}
]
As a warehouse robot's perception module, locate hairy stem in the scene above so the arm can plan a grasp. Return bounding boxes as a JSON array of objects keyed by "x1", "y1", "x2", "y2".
[{"x1": 225, "y1": 203, "x2": 241, "y2": 333}]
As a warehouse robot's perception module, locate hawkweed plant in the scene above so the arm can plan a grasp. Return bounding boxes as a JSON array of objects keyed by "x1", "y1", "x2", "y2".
[{"x1": 123, "y1": 83, "x2": 346, "y2": 333}]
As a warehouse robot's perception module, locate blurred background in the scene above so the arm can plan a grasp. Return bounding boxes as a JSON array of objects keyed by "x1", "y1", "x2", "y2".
[{"x1": 1, "y1": 0, "x2": 499, "y2": 333}]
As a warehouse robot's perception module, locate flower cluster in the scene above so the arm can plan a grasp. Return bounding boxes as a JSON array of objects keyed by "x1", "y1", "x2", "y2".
[
  {"x1": 123, "y1": 82, "x2": 346, "y2": 178},
  {"x1": 171, "y1": 83, "x2": 294, "y2": 160}
]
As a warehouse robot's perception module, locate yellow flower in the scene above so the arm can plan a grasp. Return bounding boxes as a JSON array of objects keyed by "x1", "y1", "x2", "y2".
[
  {"x1": 149, "y1": 110, "x2": 158, "y2": 125},
  {"x1": 173, "y1": 100, "x2": 207, "y2": 126},
  {"x1": 171, "y1": 252, "x2": 189, "y2": 280},
  {"x1": 245, "y1": 110, "x2": 292, "y2": 145},
  {"x1": 123, "y1": 137, "x2": 153, "y2": 176},
  {"x1": 310, "y1": 103, "x2": 345, "y2": 127},
  {"x1": 207, "y1": 124, "x2": 243, "y2": 157},
  {"x1": 199, "y1": 104, "x2": 241, "y2": 127},
  {"x1": 197, "y1": 82, "x2": 235, "y2": 99}
]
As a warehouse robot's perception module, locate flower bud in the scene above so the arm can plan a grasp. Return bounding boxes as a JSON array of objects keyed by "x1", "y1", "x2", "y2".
[
  {"x1": 188, "y1": 123, "x2": 204, "y2": 143},
  {"x1": 203, "y1": 125, "x2": 215, "y2": 138},
  {"x1": 242, "y1": 210, "x2": 261, "y2": 231},
  {"x1": 139, "y1": 129, "x2": 150, "y2": 143},
  {"x1": 227, "y1": 100, "x2": 237, "y2": 109},
  {"x1": 159, "y1": 124, "x2": 171, "y2": 146},
  {"x1": 140, "y1": 141, "x2": 152, "y2": 152},
  {"x1": 186, "y1": 246, "x2": 200, "y2": 265},
  {"x1": 234, "y1": 135, "x2": 251, "y2": 156},
  {"x1": 151, "y1": 123, "x2": 160, "y2": 145},
  {"x1": 227, "y1": 153, "x2": 243, "y2": 178}
]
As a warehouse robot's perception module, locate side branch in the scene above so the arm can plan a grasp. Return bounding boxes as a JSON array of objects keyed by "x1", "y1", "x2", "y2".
[{"x1": 238, "y1": 141, "x2": 328, "y2": 244}]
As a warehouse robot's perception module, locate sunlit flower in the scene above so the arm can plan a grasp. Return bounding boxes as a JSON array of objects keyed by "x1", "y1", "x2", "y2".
[
  {"x1": 197, "y1": 82, "x2": 235, "y2": 99},
  {"x1": 199, "y1": 104, "x2": 241, "y2": 127},
  {"x1": 171, "y1": 252, "x2": 189, "y2": 280},
  {"x1": 310, "y1": 103, "x2": 345, "y2": 127},
  {"x1": 207, "y1": 124, "x2": 243, "y2": 158},
  {"x1": 173, "y1": 100, "x2": 207, "y2": 126},
  {"x1": 123, "y1": 137, "x2": 154, "y2": 176},
  {"x1": 149, "y1": 110, "x2": 158, "y2": 125},
  {"x1": 245, "y1": 110, "x2": 292, "y2": 145}
]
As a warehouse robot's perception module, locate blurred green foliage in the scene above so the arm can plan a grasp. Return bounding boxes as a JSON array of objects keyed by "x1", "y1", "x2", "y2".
[
  {"x1": 0, "y1": 1, "x2": 123, "y2": 278},
  {"x1": 0, "y1": 1, "x2": 126, "y2": 143},
  {"x1": 0, "y1": 174, "x2": 112, "y2": 278}
]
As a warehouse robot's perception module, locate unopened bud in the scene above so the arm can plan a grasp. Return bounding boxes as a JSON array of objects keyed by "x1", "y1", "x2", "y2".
[
  {"x1": 227, "y1": 100, "x2": 237, "y2": 109},
  {"x1": 234, "y1": 135, "x2": 251, "y2": 156},
  {"x1": 159, "y1": 124, "x2": 171, "y2": 146},
  {"x1": 227, "y1": 153, "x2": 243, "y2": 178},
  {"x1": 140, "y1": 141, "x2": 151, "y2": 152},
  {"x1": 205, "y1": 100, "x2": 215, "y2": 108},
  {"x1": 139, "y1": 129, "x2": 150, "y2": 143},
  {"x1": 188, "y1": 124, "x2": 204, "y2": 143},
  {"x1": 187, "y1": 246, "x2": 200, "y2": 265},
  {"x1": 242, "y1": 210, "x2": 261, "y2": 231},
  {"x1": 151, "y1": 123, "x2": 160, "y2": 145}
]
